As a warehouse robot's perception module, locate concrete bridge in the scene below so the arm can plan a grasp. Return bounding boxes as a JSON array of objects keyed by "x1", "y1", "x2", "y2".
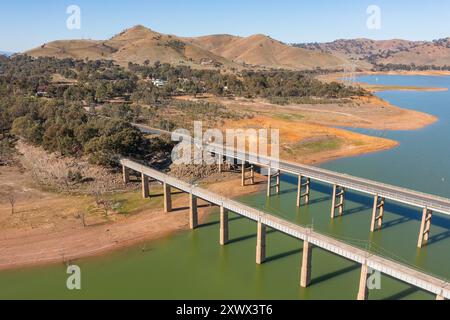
[
  {"x1": 134, "y1": 124, "x2": 450, "y2": 249},
  {"x1": 121, "y1": 158, "x2": 449, "y2": 300}
]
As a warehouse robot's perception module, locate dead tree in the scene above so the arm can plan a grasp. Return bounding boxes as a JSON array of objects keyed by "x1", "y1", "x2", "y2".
[{"x1": 8, "y1": 193, "x2": 16, "y2": 215}]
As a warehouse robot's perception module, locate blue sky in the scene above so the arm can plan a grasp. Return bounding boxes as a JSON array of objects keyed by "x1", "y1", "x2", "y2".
[{"x1": 1, "y1": 0, "x2": 450, "y2": 52}]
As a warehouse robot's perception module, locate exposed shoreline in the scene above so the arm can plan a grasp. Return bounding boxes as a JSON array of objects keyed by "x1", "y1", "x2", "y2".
[{"x1": 0, "y1": 71, "x2": 443, "y2": 272}]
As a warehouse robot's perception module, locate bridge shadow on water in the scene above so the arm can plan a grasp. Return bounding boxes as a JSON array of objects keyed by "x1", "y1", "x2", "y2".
[
  {"x1": 265, "y1": 249, "x2": 302, "y2": 263},
  {"x1": 383, "y1": 287, "x2": 421, "y2": 301},
  {"x1": 310, "y1": 264, "x2": 361, "y2": 287}
]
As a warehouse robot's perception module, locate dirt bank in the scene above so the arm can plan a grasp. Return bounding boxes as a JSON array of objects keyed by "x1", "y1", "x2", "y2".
[{"x1": 0, "y1": 165, "x2": 265, "y2": 271}]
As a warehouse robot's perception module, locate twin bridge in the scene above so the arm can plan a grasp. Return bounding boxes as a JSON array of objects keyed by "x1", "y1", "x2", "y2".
[
  {"x1": 121, "y1": 158, "x2": 450, "y2": 300},
  {"x1": 134, "y1": 124, "x2": 450, "y2": 249}
]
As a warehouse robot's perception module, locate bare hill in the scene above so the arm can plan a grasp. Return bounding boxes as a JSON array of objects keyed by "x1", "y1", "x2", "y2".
[
  {"x1": 187, "y1": 34, "x2": 345, "y2": 70},
  {"x1": 26, "y1": 25, "x2": 240, "y2": 70},
  {"x1": 25, "y1": 25, "x2": 345, "y2": 70}
]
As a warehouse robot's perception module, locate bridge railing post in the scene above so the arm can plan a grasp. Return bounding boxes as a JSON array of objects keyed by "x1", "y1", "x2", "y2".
[{"x1": 141, "y1": 173, "x2": 150, "y2": 199}]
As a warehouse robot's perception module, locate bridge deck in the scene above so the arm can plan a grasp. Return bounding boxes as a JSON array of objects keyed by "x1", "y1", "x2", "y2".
[
  {"x1": 121, "y1": 158, "x2": 450, "y2": 299},
  {"x1": 134, "y1": 124, "x2": 450, "y2": 215}
]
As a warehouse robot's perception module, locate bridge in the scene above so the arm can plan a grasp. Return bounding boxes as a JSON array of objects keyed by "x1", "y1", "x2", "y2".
[
  {"x1": 133, "y1": 123, "x2": 450, "y2": 249},
  {"x1": 121, "y1": 158, "x2": 449, "y2": 300}
]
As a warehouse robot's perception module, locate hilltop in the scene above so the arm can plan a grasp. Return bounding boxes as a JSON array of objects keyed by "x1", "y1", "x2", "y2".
[{"x1": 25, "y1": 25, "x2": 344, "y2": 71}]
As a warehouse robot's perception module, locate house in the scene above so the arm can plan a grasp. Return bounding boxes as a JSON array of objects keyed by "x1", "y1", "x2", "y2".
[
  {"x1": 36, "y1": 85, "x2": 48, "y2": 97},
  {"x1": 151, "y1": 78, "x2": 166, "y2": 87}
]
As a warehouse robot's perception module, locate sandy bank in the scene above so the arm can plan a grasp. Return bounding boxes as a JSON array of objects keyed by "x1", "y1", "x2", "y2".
[{"x1": 0, "y1": 166, "x2": 265, "y2": 271}]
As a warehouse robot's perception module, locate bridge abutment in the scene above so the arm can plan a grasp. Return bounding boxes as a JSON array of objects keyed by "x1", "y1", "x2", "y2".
[
  {"x1": 220, "y1": 206, "x2": 229, "y2": 245},
  {"x1": 163, "y1": 182, "x2": 172, "y2": 213},
  {"x1": 331, "y1": 185, "x2": 346, "y2": 218},
  {"x1": 357, "y1": 264, "x2": 369, "y2": 301},
  {"x1": 189, "y1": 193, "x2": 198, "y2": 229},
  {"x1": 297, "y1": 175, "x2": 311, "y2": 207},
  {"x1": 256, "y1": 222, "x2": 267, "y2": 265},
  {"x1": 370, "y1": 195, "x2": 385, "y2": 232},
  {"x1": 418, "y1": 208, "x2": 433, "y2": 248},
  {"x1": 300, "y1": 240, "x2": 313, "y2": 288}
]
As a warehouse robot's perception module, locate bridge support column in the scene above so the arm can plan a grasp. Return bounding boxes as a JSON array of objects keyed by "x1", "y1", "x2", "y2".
[
  {"x1": 300, "y1": 240, "x2": 313, "y2": 288},
  {"x1": 297, "y1": 175, "x2": 311, "y2": 207},
  {"x1": 267, "y1": 168, "x2": 281, "y2": 197},
  {"x1": 141, "y1": 173, "x2": 149, "y2": 199},
  {"x1": 437, "y1": 294, "x2": 445, "y2": 301},
  {"x1": 189, "y1": 193, "x2": 198, "y2": 229},
  {"x1": 241, "y1": 164, "x2": 255, "y2": 187},
  {"x1": 256, "y1": 222, "x2": 266, "y2": 265},
  {"x1": 331, "y1": 185, "x2": 346, "y2": 218},
  {"x1": 418, "y1": 208, "x2": 433, "y2": 248},
  {"x1": 122, "y1": 166, "x2": 130, "y2": 184},
  {"x1": 163, "y1": 182, "x2": 172, "y2": 213},
  {"x1": 357, "y1": 264, "x2": 369, "y2": 301},
  {"x1": 220, "y1": 206, "x2": 229, "y2": 245},
  {"x1": 218, "y1": 154, "x2": 223, "y2": 173},
  {"x1": 370, "y1": 195, "x2": 385, "y2": 232}
]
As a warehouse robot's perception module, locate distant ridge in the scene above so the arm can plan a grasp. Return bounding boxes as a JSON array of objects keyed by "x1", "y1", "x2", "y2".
[
  {"x1": 0, "y1": 51, "x2": 14, "y2": 57},
  {"x1": 295, "y1": 38, "x2": 450, "y2": 68}
]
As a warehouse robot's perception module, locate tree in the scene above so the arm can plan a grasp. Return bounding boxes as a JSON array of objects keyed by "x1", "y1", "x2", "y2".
[{"x1": 8, "y1": 193, "x2": 16, "y2": 215}]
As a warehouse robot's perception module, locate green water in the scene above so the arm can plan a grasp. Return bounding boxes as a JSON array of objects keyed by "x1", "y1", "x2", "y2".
[{"x1": 1, "y1": 75, "x2": 450, "y2": 300}]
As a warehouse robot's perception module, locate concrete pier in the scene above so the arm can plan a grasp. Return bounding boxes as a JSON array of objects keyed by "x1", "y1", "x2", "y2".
[
  {"x1": 297, "y1": 175, "x2": 311, "y2": 207},
  {"x1": 370, "y1": 195, "x2": 385, "y2": 232},
  {"x1": 437, "y1": 294, "x2": 445, "y2": 300},
  {"x1": 418, "y1": 208, "x2": 433, "y2": 248},
  {"x1": 189, "y1": 193, "x2": 198, "y2": 229},
  {"x1": 331, "y1": 185, "x2": 346, "y2": 218},
  {"x1": 120, "y1": 159, "x2": 450, "y2": 301},
  {"x1": 241, "y1": 163, "x2": 255, "y2": 187},
  {"x1": 141, "y1": 173, "x2": 150, "y2": 199},
  {"x1": 122, "y1": 166, "x2": 130, "y2": 184},
  {"x1": 300, "y1": 240, "x2": 313, "y2": 288},
  {"x1": 357, "y1": 264, "x2": 369, "y2": 300},
  {"x1": 256, "y1": 222, "x2": 267, "y2": 265},
  {"x1": 163, "y1": 182, "x2": 172, "y2": 213},
  {"x1": 267, "y1": 168, "x2": 281, "y2": 197},
  {"x1": 220, "y1": 206, "x2": 229, "y2": 245}
]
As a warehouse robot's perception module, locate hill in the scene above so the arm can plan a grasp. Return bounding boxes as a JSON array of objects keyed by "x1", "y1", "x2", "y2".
[
  {"x1": 186, "y1": 33, "x2": 345, "y2": 70},
  {"x1": 25, "y1": 25, "x2": 344, "y2": 70},
  {"x1": 25, "y1": 26, "x2": 240, "y2": 70},
  {"x1": 295, "y1": 38, "x2": 450, "y2": 69}
]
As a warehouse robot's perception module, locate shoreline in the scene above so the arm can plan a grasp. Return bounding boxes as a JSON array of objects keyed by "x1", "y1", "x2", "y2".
[
  {"x1": 0, "y1": 72, "x2": 444, "y2": 273},
  {"x1": 0, "y1": 173, "x2": 265, "y2": 272},
  {"x1": 320, "y1": 71, "x2": 449, "y2": 92}
]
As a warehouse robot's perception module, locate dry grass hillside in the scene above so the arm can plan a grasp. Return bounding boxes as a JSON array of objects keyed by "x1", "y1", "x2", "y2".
[
  {"x1": 296, "y1": 38, "x2": 450, "y2": 68},
  {"x1": 26, "y1": 25, "x2": 240, "y2": 70},
  {"x1": 187, "y1": 34, "x2": 345, "y2": 70},
  {"x1": 25, "y1": 25, "x2": 344, "y2": 70}
]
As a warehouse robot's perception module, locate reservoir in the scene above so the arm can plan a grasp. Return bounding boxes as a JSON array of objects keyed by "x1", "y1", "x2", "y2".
[{"x1": 1, "y1": 75, "x2": 450, "y2": 300}]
